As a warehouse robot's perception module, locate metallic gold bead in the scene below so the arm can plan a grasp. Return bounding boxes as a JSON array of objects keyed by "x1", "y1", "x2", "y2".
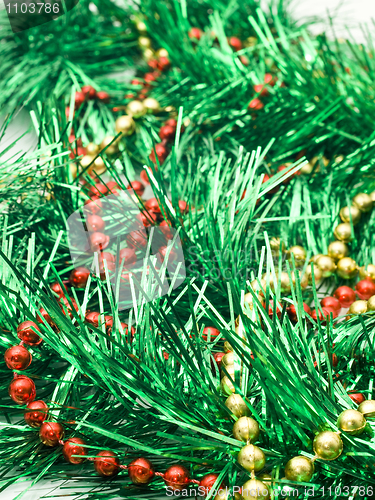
[
  {"x1": 316, "y1": 255, "x2": 336, "y2": 277},
  {"x1": 115, "y1": 115, "x2": 135, "y2": 136},
  {"x1": 270, "y1": 237, "x2": 285, "y2": 255},
  {"x1": 250, "y1": 278, "x2": 266, "y2": 295},
  {"x1": 85, "y1": 143, "x2": 100, "y2": 156},
  {"x1": 284, "y1": 456, "x2": 314, "y2": 482},
  {"x1": 70, "y1": 164, "x2": 78, "y2": 179},
  {"x1": 358, "y1": 400, "x2": 375, "y2": 418},
  {"x1": 352, "y1": 193, "x2": 373, "y2": 213},
  {"x1": 224, "y1": 341, "x2": 233, "y2": 353},
  {"x1": 237, "y1": 444, "x2": 266, "y2": 472},
  {"x1": 156, "y1": 48, "x2": 169, "y2": 58},
  {"x1": 136, "y1": 21, "x2": 147, "y2": 33},
  {"x1": 164, "y1": 105, "x2": 176, "y2": 114},
  {"x1": 300, "y1": 162, "x2": 314, "y2": 174},
  {"x1": 370, "y1": 191, "x2": 375, "y2": 203},
  {"x1": 328, "y1": 241, "x2": 349, "y2": 261},
  {"x1": 279, "y1": 271, "x2": 291, "y2": 293},
  {"x1": 289, "y1": 245, "x2": 306, "y2": 264},
  {"x1": 143, "y1": 48, "x2": 155, "y2": 61},
  {"x1": 100, "y1": 136, "x2": 119, "y2": 155},
  {"x1": 337, "y1": 409, "x2": 366, "y2": 435},
  {"x1": 348, "y1": 300, "x2": 368, "y2": 315},
  {"x1": 126, "y1": 100, "x2": 147, "y2": 118},
  {"x1": 233, "y1": 416, "x2": 260, "y2": 443},
  {"x1": 367, "y1": 296, "x2": 375, "y2": 311},
  {"x1": 243, "y1": 36, "x2": 258, "y2": 48},
  {"x1": 310, "y1": 254, "x2": 323, "y2": 264},
  {"x1": 79, "y1": 155, "x2": 95, "y2": 170},
  {"x1": 221, "y1": 352, "x2": 234, "y2": 368},
  {"x1": 257, "y1": 473, "x2": 274, "y2": 492},
  {"x1": 291, "y1": 270, "x2": 308, "y2": 289},
  {"x1": 225, "y1": 394, "x2": 250, "y2": 418},
  {"x1": 241, "y1": 479, "x2": 270, "y2": 500},
  {"x1": 337, "y1": 257, "x2": 358, "y2": 279},
  {"x1": 92, "y1": 156, "x2": 106, "y2": 175},
  {"x1": 221, "y1": 364, "x2": 235, "y2": 378},
  {"x1": 313, "y1": 431, "x2": 343, "y2": 460},
  {"x1": 334, "y1": 223, "x2": 352, "y2": 242},
  {"x1": 138, "y1": 36, "x2": 152, "y2": 49},
  {"x1": 339, "y1": 205, "x2": 361, "y2": 225},
  {"x1": 143, "y1": 97, "x2": 161, "y2": 114},
  {"x1": 305, "y1": 264, "x2": 323, "y2": 284},
  {"x1": 221, "y1": 376, "x2": 235, "y2": 395},
  {"x1": 359, "y1": 264, "x2": 375, "y2": 281}
]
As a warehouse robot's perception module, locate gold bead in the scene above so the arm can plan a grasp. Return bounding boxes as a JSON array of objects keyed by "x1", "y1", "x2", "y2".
[
  {"x1": 257, "y1": 473, "x2": 273, "y2": 492},
  {"x1": 126, "y1": 100, "x2": 147, "y2": 118},
  {"x1": 92, "y1": 156, "x2": 106, "y2": 175},
  {"x1": 359, "y1": 264, "x2": 375, "y2": 280},
  {"x1": 300, "y1": 162, "x2": 314, "y2": 174},
  {"x1": 270, "y1": 237, "x2": 285, "y2": 255},
  {"x1": 233, "y1": 416, "x2": 260, "y2": 443},
  {"x1": 250, "y1": 278, "x2": 266, "y2": 295},
  {"x1": 316, "y1": 255, "x2": 336, "y2": 277},
  {"x1": 289, "y1": 245, "x2": 306, "y2": 264},
  {"x1": 225, "y1": 394, "x2": 250, "y2": 418},
  {"x1": 164, "y1": 105, "x2": 177, "y2": 114},
  {"x1": 337, "y1": 409, "x2": 366, "y2": 435},
  {"x1": 241, "y1": 479, "x2": 270, "y2": 500},
  {"x1": 156, "y1": 48, "x2": 169, "y2": 58},
  {"x1": 221, "y1": 376, "x2": 235, "y2": 395},
  {"x1": 337, "y1": 257, "x2": 358, "y2": 279},
  {"x1": 334, "y1": 222, "x2": 353, "y2": 242},
  {"x1": 348, "y1": 300, "x2": 367, "y2": 315},
  {"x1": 284, "y1": 456, "x2": 314, "y2": 482},
  {"x1": 370, "y1": 191, "x2": 375, "y2": 203},
  {"x1": 136, "y1": 21, "x2": 147, "y2": 33},
  {"x1": 85, "y1": 143, "x2": 100, "y2": 156},
  {"x1": 328, "y1": 241, "x2": 349, "y2": 261},
  {"x1": 143, "y1": 48, "x2": 155, "y2": 61},
  {"x1": 358, "y1": 400, "x2": 375, "y2": 417},
  {"x1": 221, "y1": 364, "x2": 235, "y2": 378},
  {"x1": 352, "y1": 193, "x2": 373, "y2": 213},
  {"x1": 367, "y1": 296, "x2": 375, "y2": 311},
  {"x1": 100, "y1": 136, "x2": 119, "y2": 155},
  {"x1": 291, "y1": 270, "x2": 308, "y2": 289},
  {"x1": 313, "y1": 431, "x2": 343, "y2": 460},
  {"x1": 80, "y1": 155, "x2": 95, "y2": 170},
  {"x1": 115, "y1": 115, "x2": 135, "y2": 136},
  {"x1": 304, "y1": 264, "x2": 323, "y2": 284},
  {"x1": 243, "y1": 36, "x2": 258, "y2": 48},
  {"x1": 339, "y1": 205, "x2": 361, "y2": 225},
  {"x1": 279, "y1": 271, "x2": 291, "y2": 293},
  {"x1": 221, "y1": 352, "x2": 234, "y2": 368},
  {"x1": 224, "y1": 341, "x2": 233, "y2": 353},
  {"x1": 310, "y1": 254, "x2": 323, "y2": 264},
  {"x1": 138, "y1": 36, "x2": 152, "y2": 49},
  {"x1": 143, "y1": 97, "x2": 161, "y2": 114},
  {"x1": 237, "y1": 444, "x2": 266, "y2": 472}
]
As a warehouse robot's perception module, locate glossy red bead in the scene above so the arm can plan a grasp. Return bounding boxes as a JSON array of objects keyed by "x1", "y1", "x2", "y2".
[
  {"x1": 39, "y1": 421, "x2": 65, "y2": 446},
  {"x1": 4, "y1": 345, "x2": 32, "y2": 370},
  {"x1": 126, "y1": 229, "x2": 148, "y2": 249},
  {"x1": 248, "y1": 98, "x2": 264, "y2": 110},
  {"x1": 321, "y1": 296, "x2": 341, "y2": 312},
  {"x1": 94, "y1": 450, "x2": 120, "y2": 477},
  {"x1": 202, "y1": 326, "x2": 220, "y2": 341},
  {"x1": 287, "y1": 303, "x2": 311, "y2": 323},
  {"x1": 159, "y1": 125, "x2": 176, "y2": 142},
  {"x1": 188, "y1": 27, "x2": 202, "y2": 40},
  {"x1": 311, "y1": 307, "x2": 332, "y2": 323},
  {"x1": 119, "y1": 247, "x2": 137, "y2": 266},
  {"x1": 128, "y1": 457, "x2": 155, "y2": 485},
  {"x1": 96, "y1": 91, "x2": 110, "y2": 103},
  {"x1": 178, "y1": 200, "x2": 189, "y2": 214},
  {"x1": 334, "y1": 286, "x2": 356, "y2": 308},
  {"x1": 355, "y1": 279, "x2": 375, "y2": 300},
  {"x1": 163, "y1": 464, "x2": 190, "y2": 491},
  {"x1": 89, "y1": 232, "x2": 110, "y2": 252},
  {"x1": 74, "y1": 91, "x2": 85, "y2": 108},
  {"x1": 59, "y1": 296, "x2": 79, "y2": 318},
  {"x1": 228, "y1": 36, "x2": 242, "y2": 51},
  {"x1": 85, "y1": 311, "x2": 100, "y2": 327},
  {"x1": 86, "y1": 214, "x2": 105, "y2": 233},
  {"x1": 348, "y1": 393, "x2": 365, "y2": 405},
  {"x1": 24, "y1": 400, "x2": 48, "y2": 428},
  {"x1": 9, "y1": 376, "x2": 36, "y2": 405},
  {"x1": 199, "y1": 473, "x2": 225, "y2": 497},
  {"x1": 212, "y1": 352, "x2": 225, "y2": 370},
  {"x1": 50, "y1": 281, "x2": 68, "y2": 298},
  {"x1": 149, "y1": 143, "x2": 168, "y2": 165},
  {"x1": 17, "y1": 321, "x2": 42, "y2": 346},
  {"x1": 62, "y1": 438, "x2": 87, "y2": 464},
  {"x1": 37, "y1": 307, "x2": 54, "y2": 327},
  {"x1": 81, "y1": 85, "x2": 96, "y2": 100},
  {"x1": 70, "y1": 267, "x2": 91, "y2": 288},
  {"x1": 128, "y1": 180, "x2": 145, "y2": 197},
  {"x1": 84, "y1": 197, "x2": 103, "y2": 215}
]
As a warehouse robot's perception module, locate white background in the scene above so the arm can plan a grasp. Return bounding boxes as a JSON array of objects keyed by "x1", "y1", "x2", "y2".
[{"x1": 2, "y1": 0, "x2": 375, "y2": 498}]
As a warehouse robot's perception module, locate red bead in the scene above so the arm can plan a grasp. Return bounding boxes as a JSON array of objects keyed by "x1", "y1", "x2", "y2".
[
  {"x1": 145, "y1": 197, "x2": 161, "y2": 214},
  {"x1": 199, "y1": 473, "x2": 225, "y2": 497},
  {"x1": 62, "y1": 438, "x2": 87, "y2": 464},
  {"x1": 189, "y1": 27, "x2": 202, "y2": 40},
  {"x1": 9, "y1": 376, "x2": 36, "y2": 405},
  {"x1": 157, "y1": 56, "x2": 170, "y2": 71},
  {"x1": 127, "y1": 229, "x2": 148, "y2": 249},
  {"x1": 94, "y1": 450, "x2": 120, "y2": 477},
  {"x1": 159, "y1": 220, "x2": 173, "y2": 240},
  {"x1": 159, "y1": 125, "x2": 176, "y2": 142},
  {"x1": 355, "y1": 279, "x2": 375, "y2": 300},
  {"x1": 69, "y1": 147, "x2": 87, "y2": 159},
  {"x1": 165, "y1": 118, "x2": 177, "y2": 129},
  {"x1": 254, "y1": 83, "x2": 269, "y2": 97},
  {"x1": 70, "y1": 267, "x2": 91, "y2": 288},
  {"x1": 321, "y1": 296, "x2": 341, "y2": 312},
  {"x1": 163, "y1": 464, "x2": 190, "y2": 491},
  {"x1": 264, "y1": 73, "x2": 274, "y2": 85},
  {"x1": 334, "y1": 286, "x2": 356, "y2": 308},
  {"x1": 128, "y1": 180, "x2": 145, "y2": 197},
  {"x1": 89, "y1": 183, "x2": 108, "y2": 196},
  {"x1": 50, "y1": 281, "x2": 68, "y2": 298},
  {"x1": 96, "y1": 91, "x2": 110, "y2": 103},
  {"x1": 119, "y1": 248, "x2": 137, "y2": 266},
  {"x1": 84, "y1": 197, "x2": 103, "y2": 215},
  {"x1": 178, "y1": 200, "x2": 189, "y2": 214},
  {"x1": 213, "y1": 352, "x2": 225, "y2": 370},
  {"x1": 248, "y1": 98, "x2": 264, "y2": 110},
  {"x1": 131, "y1": 78, "x2": 143, "y2": 86},
  {"x1": 4, "y1": 345, "x2": 32, "y2": 370},
  {"x1": 39, "y1": 422, "x2": 65, "y2": 446},
  {"x1": 99, "y1": 260, "x2": 116, "y2": 280},
  {"x1": 81, "y1": 85, "x2": 96, "y2": 100},
  {"x1": 311, "y1": 307, "x2": 331, "y2": 323},
  {"x1": 74, "y1": 91, "x2": 85, "y2": 108},
  {"x1": 24, "y1": 400, "x2": 48, "y2": 428},
  {"x1": 140, "y1": 169, "x2": 150, "y2": 185},
  {"x1": 202, "y1": 327, "x2": 220, "y2": 341},
  {"x1": 348, "y1": 393, "x2": 365, "y2": 405},
  {"x1": 37, "y1": 307, "x2": 54, "y2": 327},
  {"x1": 86, "y1": 214, "x2": 105, "y2": 232},
  {"x1": 89, "y1": 232, "x2": 110, "y2": 252},
  {"x1": 287, "y1": 303, "x2": 311, "y2": 323},
  {"x1": 140, "y1": 211, "x2": 158, "y2": 227},
  {"x1": 85, "y1": 311, "x2": 100, "y2": 327},
  {"x1": 267, "y1": 300, "x2": 282, "y2": 319},
  {"x1": 277, "y1": 164, "x2": 298, "y2": 184},
  {"x1": 17, "y1": 321, "x2": 42, "y2": 346},
  {"x1": 158, "y1": 246, "x2": 177, "y2": 264},
  {"x1": 144, "y1": 72, "x2": 158, "y2": 83},
  {"x1": 128, "y1": 457, "x2": 155, "y2": 485},
  {"x1": 332, "y1": 353, "x2": 338, "y2": 367},
  {"x1": 228, "y1": 36, "x2": 242, "y2": 51},
  {"x1": 149, "y1": 143, "x2": 168, "y2": 165},
  {"x1": 59, "y1": 296, "x2": 79, "y2": 318}
]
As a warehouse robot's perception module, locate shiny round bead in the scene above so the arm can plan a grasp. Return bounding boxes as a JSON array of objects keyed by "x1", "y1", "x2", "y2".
[
  {"x1": 24, "y1": 400, "x2": 48, "y2": 428},
  {"x1": 4, "y1": 345, "x2": 31, "y2": 370},
  {"x1": 17, "y1": 321, "x2": 42, "y2": 346},
  {"x1": 8, "y1": 376, "x2": 36, "y2": 405},
  {"x1": 62, "y1": 438, "x2": 87, "y2": 464},
  {"x1": 94, "y1": 450, "x2": 120, "y2": 477},
  {"x1": 39, "y1": 422, "x2": 65, "y2": 446}
]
